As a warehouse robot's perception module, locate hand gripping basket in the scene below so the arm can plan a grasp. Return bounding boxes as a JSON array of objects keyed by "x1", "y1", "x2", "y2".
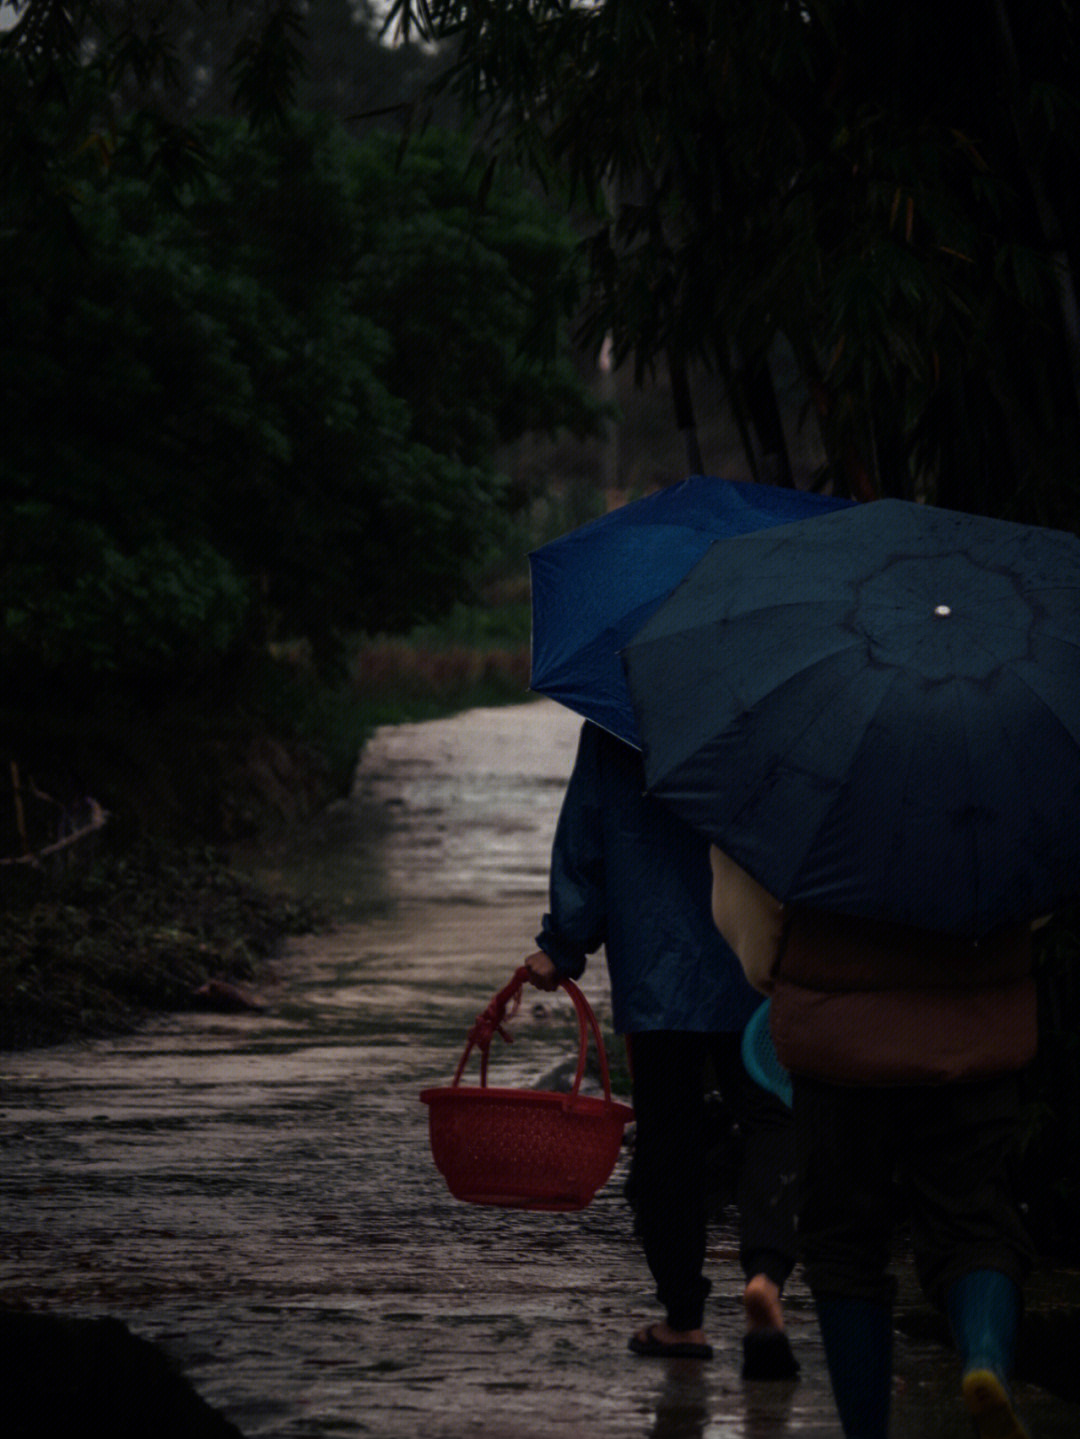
[{"x1": 420, "y1": 966, "x2": 634, "y2": 1211}]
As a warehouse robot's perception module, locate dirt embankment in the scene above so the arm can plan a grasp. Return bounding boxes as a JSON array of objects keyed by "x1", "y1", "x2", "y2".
[
  {"x1": 0, "y1": 657, "x2": 357, "y2": 1053},
  {"x1": 0, "y1": 843, "x2": 324, "y2": 1052}
]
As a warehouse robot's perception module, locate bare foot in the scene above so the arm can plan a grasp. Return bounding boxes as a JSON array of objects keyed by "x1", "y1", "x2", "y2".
[{"x1": 744, "y1": 1273, "x2": 784, "y2": 1332}]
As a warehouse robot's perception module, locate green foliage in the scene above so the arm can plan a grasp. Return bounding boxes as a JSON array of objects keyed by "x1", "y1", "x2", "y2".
[
  {"x1": 0, "y1": 841, "x2": 322, "y2": 1050},
  {"x1": 0, "y1": 2, "x2": 312, "y2": 130},
  {"x1": 0, "y1": 4, "x2": 598, "y2": 860},
  {"x1": 1, "y1": 95, "x2": 595, "y2": 679},
  {"x1": 408, "y1": 599, "x2": 532, "y2": 647},
  {"x1": 4, "y1": 518, "x2": 249, "y2": 672},
  {"x1": 391, "y1": 0, "x2": 1080, "y2": 523},
  {"x1": 351, "y1": 641, "x2": 531, "y2": 730}
]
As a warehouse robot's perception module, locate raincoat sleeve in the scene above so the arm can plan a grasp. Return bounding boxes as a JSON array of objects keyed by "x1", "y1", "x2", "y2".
[
  {"x1": 709, "y1": 845, "x2": 785, "y2": 993},
  {"x1": 534, "y1": 725, "x2": 607, "y2": 980}
]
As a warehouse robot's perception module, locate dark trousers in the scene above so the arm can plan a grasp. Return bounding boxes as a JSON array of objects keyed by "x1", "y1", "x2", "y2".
[
  {"x1": 794, "y1": 1072, "x2": 1035, "y2": 1310},
  {"x1": 628, "y1": 1030, "x2": 799, "y2": 1331}
]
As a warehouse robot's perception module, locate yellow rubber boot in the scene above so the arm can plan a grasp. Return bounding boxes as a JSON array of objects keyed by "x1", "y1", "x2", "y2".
[
  {"x1": 961, "y1": 1368, "x2": 1030, "y2": 1439},
  {"x1": 947, "y1": 1270, "x2": 1029, "y2": 1439}
]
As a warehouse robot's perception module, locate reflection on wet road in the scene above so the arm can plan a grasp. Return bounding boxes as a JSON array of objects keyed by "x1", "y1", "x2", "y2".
[{"x1": 1, "y1": 701, "x2": 1076, "y2": 1436}]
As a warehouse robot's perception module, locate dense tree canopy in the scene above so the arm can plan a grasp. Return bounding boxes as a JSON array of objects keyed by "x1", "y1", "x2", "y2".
[
  {"x1": 1, "y1": 2, "x2": 596, "y2": 680},
  {"x1": 391, "y1": 0, "x2": 1080, "y2": 525}
]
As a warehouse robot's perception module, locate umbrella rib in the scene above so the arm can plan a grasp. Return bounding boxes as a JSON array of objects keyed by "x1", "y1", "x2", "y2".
[
  {"x1": 721, "y1": 643, "x2": 884, "y2": 888},
  {"x1": 626, "y1": 497, "x2": 1080, "y2": 932},
  {"x1": 734, "y1": 652, "x2": 943, "y2": 912},
  {"x1": 638, "y1": 609, "x2": 864, "y2": 790},
  {"x1": 1006, "y1": 638, "x2": 1080, "y2": 747}
]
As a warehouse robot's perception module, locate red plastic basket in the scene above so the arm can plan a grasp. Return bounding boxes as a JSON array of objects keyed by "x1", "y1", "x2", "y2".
[{"x1": 420, "y1": 966, "x2": 634, "y2": 1211}]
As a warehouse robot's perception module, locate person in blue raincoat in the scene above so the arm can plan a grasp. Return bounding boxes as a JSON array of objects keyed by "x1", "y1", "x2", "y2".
[{"x1": 524, "y1": 721, "x2": 800, "y2": 1375}]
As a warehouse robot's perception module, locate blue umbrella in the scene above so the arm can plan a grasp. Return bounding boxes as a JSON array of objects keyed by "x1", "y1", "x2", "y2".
[
  {"x1": 528, "y1": 474, "x2": 852, "y2": 746},
  {"x1": 622, "y1": 498, "x2": 1080, "y2": 937}
]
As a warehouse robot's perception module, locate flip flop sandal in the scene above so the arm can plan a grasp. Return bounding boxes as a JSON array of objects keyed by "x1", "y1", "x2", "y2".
[
  {"x1": 742, "y1": 1329, "x2": 800, "y2": 1380},
  {"x1": 629, "y1": 1325, "x2": 714, "y2": 1361}
]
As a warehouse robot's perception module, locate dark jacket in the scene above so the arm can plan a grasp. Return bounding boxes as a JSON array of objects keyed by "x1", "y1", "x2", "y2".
[{"x1": 536, "y1": 722, "x2": 761, "y2": 1035}]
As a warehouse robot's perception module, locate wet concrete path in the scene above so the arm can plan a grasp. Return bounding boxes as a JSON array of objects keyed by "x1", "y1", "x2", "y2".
[{"x1": 1, "y1": 700, "x2": 1078, "y2": 1436}]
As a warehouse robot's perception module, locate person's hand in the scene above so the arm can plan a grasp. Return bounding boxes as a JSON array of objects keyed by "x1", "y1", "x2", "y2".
[{"x1": 523, "y1": 951, "x2": 561, "y2": 991}]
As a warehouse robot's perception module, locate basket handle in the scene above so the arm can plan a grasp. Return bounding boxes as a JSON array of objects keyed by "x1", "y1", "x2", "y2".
[
  {"x1": 452, "y1": 966, "x2": 620, "y2": 1110},
  {"x1": 453, "y1": 967, "x2": 525, "y2": 1088}
]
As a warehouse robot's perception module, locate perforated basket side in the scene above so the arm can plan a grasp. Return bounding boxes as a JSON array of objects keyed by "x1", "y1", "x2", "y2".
[{"x1": 421, "y1": 1086, "x2": 632, "y2": 1211}]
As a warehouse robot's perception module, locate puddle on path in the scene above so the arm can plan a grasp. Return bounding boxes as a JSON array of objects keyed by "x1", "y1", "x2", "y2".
[{"x1": 1, "y1": 700, "x2": 1077, "y2": 1437}]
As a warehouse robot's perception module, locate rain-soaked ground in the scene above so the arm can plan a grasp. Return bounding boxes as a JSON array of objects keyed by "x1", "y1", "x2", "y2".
[{"x1": 1, "y1": 699, "x2": 1079, "y2": 1437}]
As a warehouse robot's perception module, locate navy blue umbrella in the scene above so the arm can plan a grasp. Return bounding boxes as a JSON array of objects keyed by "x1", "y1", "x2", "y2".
[
  {"x1": 528, "y1": 474, "x2": 852, "y2": 746},
  {"x1": 622, "y1": 499, "x2": 1080, "y2": 937}
]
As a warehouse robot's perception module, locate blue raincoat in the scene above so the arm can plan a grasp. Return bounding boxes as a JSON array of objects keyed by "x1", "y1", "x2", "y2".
[{"x1": 536, "y1": 722, "x2": 761, "y2": 1035}]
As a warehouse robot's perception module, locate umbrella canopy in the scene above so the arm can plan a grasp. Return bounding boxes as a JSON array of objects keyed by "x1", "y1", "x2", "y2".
[
  {"x1": 528, "y1": 474, "x2": 852, "y2": 746},
  {"x1": 622, "y1": 498, "x2": 1080, "y2": 937}
]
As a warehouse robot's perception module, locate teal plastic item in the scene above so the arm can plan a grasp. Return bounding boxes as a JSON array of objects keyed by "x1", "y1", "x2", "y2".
[{"x1": 741, "y1": 1000, "x2": 793, "y2": 1108}]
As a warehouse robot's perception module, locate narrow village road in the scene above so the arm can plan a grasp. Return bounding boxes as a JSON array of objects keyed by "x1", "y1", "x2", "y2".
[{"x1": 1, "y1": 700, "x2": 1076, "y2": 1437}]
